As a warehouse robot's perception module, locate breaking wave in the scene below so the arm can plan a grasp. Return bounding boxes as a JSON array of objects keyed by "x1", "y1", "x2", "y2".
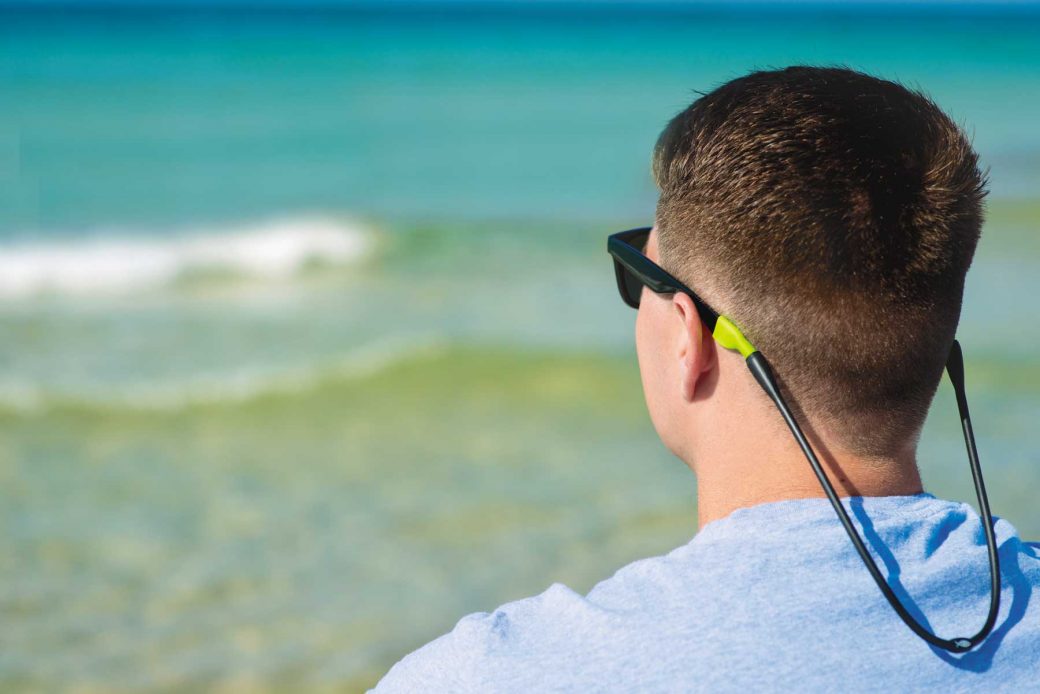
[{"x1": 0, "y1": 215, "x2": 373, "y2": 299}]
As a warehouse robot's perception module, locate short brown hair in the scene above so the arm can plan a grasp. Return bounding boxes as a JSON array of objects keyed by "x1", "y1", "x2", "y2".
[{"x1": 652, "y1": 65, "x2": 988, "y2": 458}]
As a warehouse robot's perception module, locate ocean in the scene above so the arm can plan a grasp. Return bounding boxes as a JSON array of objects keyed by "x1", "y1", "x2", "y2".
[{"x1": 1, "y1": 3, "x2": 1039, "y2": 690}]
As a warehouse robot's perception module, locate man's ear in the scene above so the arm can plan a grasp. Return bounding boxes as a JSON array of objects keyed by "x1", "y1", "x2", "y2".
[{"x1": 672, "y1": 292, "x2": 715, "y2": 403}]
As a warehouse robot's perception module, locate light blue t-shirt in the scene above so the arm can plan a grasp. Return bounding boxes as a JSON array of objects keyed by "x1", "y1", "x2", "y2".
[{"x1": 372, "y1": 493, "x2": 1040, "y2": 692}]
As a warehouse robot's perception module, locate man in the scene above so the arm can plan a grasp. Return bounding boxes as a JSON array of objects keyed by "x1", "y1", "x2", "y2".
[{"x1": 373, "y1": 66, "x2": 1040, "y2": 692}]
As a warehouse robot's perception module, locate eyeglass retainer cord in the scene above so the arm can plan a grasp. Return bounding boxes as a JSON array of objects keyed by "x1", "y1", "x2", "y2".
[{"x1": 743, "y1": 338, "x2": 1001, "y2": 654}]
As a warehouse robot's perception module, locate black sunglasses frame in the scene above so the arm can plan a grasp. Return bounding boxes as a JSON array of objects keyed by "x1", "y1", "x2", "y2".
[{"x1": 608, "y1": 227, "x2": 721, "y2": 333}]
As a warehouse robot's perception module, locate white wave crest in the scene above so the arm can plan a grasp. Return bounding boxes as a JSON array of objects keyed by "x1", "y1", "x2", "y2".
[{"x1": 0, "y1": 215, "x2": 373, "y2": 299}]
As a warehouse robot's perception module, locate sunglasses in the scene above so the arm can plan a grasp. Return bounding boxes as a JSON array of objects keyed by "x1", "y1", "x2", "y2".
[
  {"x1": 606, "y1": 224, "x2": 1000, "y2": 654},
  {"x1": 608, "y1": 226, "x2": 755, "y2": 358}
]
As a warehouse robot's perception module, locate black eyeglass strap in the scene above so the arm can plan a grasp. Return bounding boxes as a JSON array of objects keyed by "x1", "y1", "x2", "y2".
[{"x1": 745, "y1": 339, "x2": 1001, "y2": 653}]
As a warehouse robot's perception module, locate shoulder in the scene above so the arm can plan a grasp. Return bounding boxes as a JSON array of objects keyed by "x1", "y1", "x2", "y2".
[
  {"x1": 370, "y1": 582, "x2": 598, "y2": 693},
  {"x1": 369, "y1": 610, "x2": 493, "y2": 693},
  {"x1": 371, "y1": 547, "x2": 706, "y2": 693}
]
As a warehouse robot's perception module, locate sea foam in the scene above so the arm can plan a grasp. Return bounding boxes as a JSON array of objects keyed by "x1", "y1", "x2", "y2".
[{"x1": 0, "y1": 215, "x2": 372, "y2": 299}]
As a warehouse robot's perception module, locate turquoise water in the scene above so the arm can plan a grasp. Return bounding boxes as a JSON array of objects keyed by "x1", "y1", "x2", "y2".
[
  {"x1": 2, "y1": 5, "x2": 1040, "y2": 691},
  {"x1": 4, "y1": 4, "x2": 1040, "y2": 232}
]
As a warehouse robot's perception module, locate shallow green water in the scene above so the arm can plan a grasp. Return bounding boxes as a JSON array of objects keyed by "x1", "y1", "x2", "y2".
[{"x1": 0, "y1": 342, "x2": 690, "y2": 691}]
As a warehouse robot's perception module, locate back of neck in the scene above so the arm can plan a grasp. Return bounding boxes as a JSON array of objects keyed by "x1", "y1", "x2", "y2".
[{"x1": 691, "y1": 431, "x2": 923, "y2": 530}]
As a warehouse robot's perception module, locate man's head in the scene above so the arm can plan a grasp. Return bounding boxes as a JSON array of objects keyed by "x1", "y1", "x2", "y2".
[{"x1": 637, "y1": 65, "x2": 988, "y2": 462}]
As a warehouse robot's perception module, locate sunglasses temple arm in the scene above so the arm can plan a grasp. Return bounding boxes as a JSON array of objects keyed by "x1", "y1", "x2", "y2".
[{"x1": 743, "y1": 347, "x2": 1000, "y2": 654}]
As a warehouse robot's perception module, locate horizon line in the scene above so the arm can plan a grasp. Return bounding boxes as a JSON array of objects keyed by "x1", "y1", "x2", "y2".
[{"x1": 3, "y1": 0, "x2": 1040, "y2": 19}]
